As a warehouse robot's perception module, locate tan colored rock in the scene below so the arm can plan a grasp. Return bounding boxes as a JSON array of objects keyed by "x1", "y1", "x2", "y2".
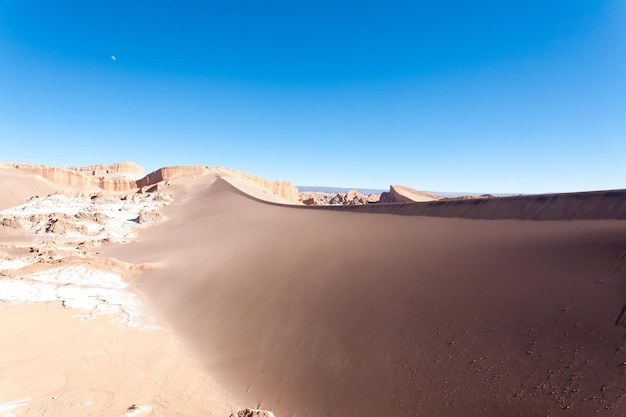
[
  {"x1": 379, "y1": 185, "x2": 440, "y2": 203},
  {"x1": 135, "y1": 210, "x2": 165, "y2": 225},
  {"x1": 45, "y1": 217, "x2": 88, "y2": 235},
  {"x1": 345, "y1": 189, "x2": 379, "y2": 205},
  {"x1": 229, "y1": 409, "x2": 276, "y2": 417},
  {"x1": 68, "y1": 162, "x2": 145, "y2": 179},
  {"x1": 135, "y1": 165, "x2": 207, "y2": 187},
  {"x1": 299, "y1": 190, "x2": 381, "y2": 206},
  {"x1": 346, "y1": 189, "x2": 360, "y2": 201},
  {"x1": 11, "y1": 163, "x2": 138, "y2": 192},
  {"x1": 1, "y1": 216, "x2": 22, "y2": 229},
  {"x1": 366, "y1": 193, "x2": 380, "y2": 203},
  {"x1": 10, "y1": 162, "x2": 300, "y2": 204},
  {"x1": 136, "y1": 166, "x2": 300, "y2": 204}
]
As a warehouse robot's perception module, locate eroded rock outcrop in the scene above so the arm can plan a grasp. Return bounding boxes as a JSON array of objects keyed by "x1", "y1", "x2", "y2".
[
  {"x1": 299, "y1": 190, "x2": 380, "y2": 206},
  {"x1": 136, "y1": 166, "x2": 300, "y2": 204},
  {"x1": 134, "y1": 210, "x2": 165, "y2": 225},
  {"x1": 379, "y1": 185, "x2": 440, "y2": 203},
  {"x1": 10, "y1": 163, "x2": 139, "y2": 192},
  {"x1": 9, "y1": 163, "x2": 300, "y2": 204},
  {"x1": 1, "y1": 216, "x2": 22, "y2": 229},
  {"x1": 68, "y1": 162, "x2": 145, "y2": 179},
  {"x1": 229, "y1": 409, "x2": 276, "y2": 417}
]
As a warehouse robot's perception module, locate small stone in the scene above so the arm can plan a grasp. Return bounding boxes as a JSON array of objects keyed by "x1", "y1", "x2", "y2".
[{"x1": 230, "y1": 409, "x2": 276, "y2": 417}]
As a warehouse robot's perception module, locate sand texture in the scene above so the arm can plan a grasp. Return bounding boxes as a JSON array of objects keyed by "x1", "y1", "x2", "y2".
[
  {"x1": 103, "y1": 177, "x2": 626, "y2": 417},
  {"x1": 0, "y1": 164, "x2": 292, "y2": 417},
  {"x1": 3, "y1": 162, "x2": 626, "y2": 417}
]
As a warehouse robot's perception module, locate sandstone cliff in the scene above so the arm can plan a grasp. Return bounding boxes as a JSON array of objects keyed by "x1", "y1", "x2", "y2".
[
  {"x1": 9, "y1": 163, "x2": 300, "y2": 204},
  {"x1": 136, "y1": 166, "x2": 300, "y2": 204},
  {"x1": 10, "y1": 163, "x2": 139, "y2": 192},
  {"x1": 379, "y1": 185, "x2": 440, "y2": 203},
  {"x1": 67, "y1": 162, "x2": 145, "y2": 180}
]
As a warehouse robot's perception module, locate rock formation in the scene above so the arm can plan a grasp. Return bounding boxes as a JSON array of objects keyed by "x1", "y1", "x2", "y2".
[
  {"x1": 134, "y1": 210, "x2": 165, "y2": 224},
  {"x1": 9, "y1": 163, "x2": 139, "y2": 192},
  {"x1": 379, "y1": 185, "x2": 440, "y2": 203},
  {"x1": 300, "y1": 185, "x2": 440, "y2": 206},
  {"x1": 66, "y1": 162, "x2": 145, "y2": 179},
  {"x1": 136, "y1": 166, "x2": 300, "y2": 203},
  {"x1": 300, "y1": 190, "x2": 380, "y2": 206},
  {"x1": 8, "y1": 163, "x2": 300, "y2": 204},
  {"x1": 229, "y1": 409, "x2": 276, "y2": 417}
]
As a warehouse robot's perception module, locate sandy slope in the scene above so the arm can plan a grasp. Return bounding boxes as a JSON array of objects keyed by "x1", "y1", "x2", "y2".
[
  {"x1": 0, "y1": 166, "x2": 241, "y2": 417},
  {"x1": 4, "y1": 163, "x2": 626, "y2": 417},
  {"x1": 0, "y1": 165, "x2": 60, "y2": 210},
  {"x1": 321, "y1": 188, "x2": 626, "y2": 220},
  {"x1": 0, "y1": 303, "x2": 237, "y2": 417},
  {"x1": 106, "y1": 177, "x2": 626, "y2": 417}
]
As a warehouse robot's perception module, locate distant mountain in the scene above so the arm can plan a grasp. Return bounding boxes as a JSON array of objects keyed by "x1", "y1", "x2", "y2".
[
  {"x1": 297, "y1": 186, "x2": 386, "y2": 195},
  {"x1": 430, "y1": 191, "x2": 522, "y2": 198},
  {"x1": 297, "y1": 186, "x2": 519, "y2": 199}
]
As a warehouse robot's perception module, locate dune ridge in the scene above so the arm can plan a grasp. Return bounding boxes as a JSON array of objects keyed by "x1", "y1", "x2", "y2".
[
  {"x1": 5, "y1": 162, "x2": 300, "y2": 203},
  {"x1": 135, "y1": 165, "x2": 300, "y2": 203},
  {"x1": 4, "y1": 163, "x2": 626, "y2": 417},
  {"x1": 294, "y1": 188, "x2": 626, "y2": 220},
  {"x1": 101, "y1": 177, "x2": 626, "y2": 417}
]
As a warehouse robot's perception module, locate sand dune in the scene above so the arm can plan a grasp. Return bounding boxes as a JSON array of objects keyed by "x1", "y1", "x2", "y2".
[
  {"x1": 3, "y1": 162, "x2": 626, "y2": 416},
  {"x1": 0, "y1": 165, "x2": 282, "y2": 417},
  {"x1": 0, "y1": 164, "x2": 60, "y2": 210},
  {"x1": 5, "y1": 162, "x2": 300, "y2": 203},
  {"x1": 103, "y1": 177, "x2": 626, "y2": 417},
  {"x1": 328, "y1": 188, "x2": 626, "y2": 220}
]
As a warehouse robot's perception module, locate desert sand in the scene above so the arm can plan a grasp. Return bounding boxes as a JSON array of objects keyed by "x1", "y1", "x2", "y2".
[{"x1": 2, "y1": 162, "x2": 626, "y2": 417}]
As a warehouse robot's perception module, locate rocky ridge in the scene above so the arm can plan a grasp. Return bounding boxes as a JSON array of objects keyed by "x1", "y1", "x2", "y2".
[
  {"x1": 300, "y1": 190, "x2": 380, "y2": 206},
  {"x1": 7, "y1": 162, "x2": 300, "y2": 204},
  {"x1": 299, "y1": 185, "x2": 442, "y2": 206},
  {"x1": 0, "y1": 191, "x2": 171, "y2": 328},
  {"x1": 379, "y1": 184, "x2": 440, "y2": 203},
  {"x1": 67, "y1": 161, "x2": 145, "y2": 179},
  {"x1": 137, "y1": 166, "x2": 300, "y2": 203}
]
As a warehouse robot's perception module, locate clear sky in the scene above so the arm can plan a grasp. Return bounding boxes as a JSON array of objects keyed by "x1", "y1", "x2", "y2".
[{"x1": 1, "y1": 1, "x2": 624, "y2": 193}]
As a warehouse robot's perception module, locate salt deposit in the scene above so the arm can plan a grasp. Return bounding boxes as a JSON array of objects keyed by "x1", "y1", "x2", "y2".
[
  {"x1": 1, "y1": 192, "x2": 171, "y2": 245},
  {"x1": 0, "y1": 192, "x2": 171, "y2": 328},
  {"x1": 0, "y1": 258, "x2": 28, "y2": 270},
  {"x1": 0, "y1": 398, "x2": 30, "y2": 417}
]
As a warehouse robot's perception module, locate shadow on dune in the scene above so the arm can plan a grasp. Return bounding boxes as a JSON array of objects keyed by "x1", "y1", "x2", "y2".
[
  {"x1": 267, "y1": 186, "x2": 626, "y2": 221},
  {"x1": 112, "y1": 178, "x2": 626, "y2": 417}
]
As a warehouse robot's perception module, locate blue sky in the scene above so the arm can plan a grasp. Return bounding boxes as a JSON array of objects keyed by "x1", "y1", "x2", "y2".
[{"x1": 1, "y1": 1, "x2": 624, "y2": 193}]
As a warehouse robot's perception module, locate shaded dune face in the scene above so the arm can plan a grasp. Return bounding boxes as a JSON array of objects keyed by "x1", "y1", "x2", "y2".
[{"x1": 124, "y1": 179, "x2": 626, "y2": 417}]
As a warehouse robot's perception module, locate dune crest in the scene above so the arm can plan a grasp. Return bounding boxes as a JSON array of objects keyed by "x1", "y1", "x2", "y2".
[
  {"x1": 0, "y1": 164, "x2": 243, "y2": 416},
  {"x1": 136, "y1": 165, "x2": 300, "y2": 203},
  {"x1": 5, "y1": 162, "x2": 300, "y2": 203},
  {"x1": 107, "y1": 177, "x2": 626, "y2": 417},
  {"x1": 3, "y1": 161, "x2": 626, "y2": 417}
]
